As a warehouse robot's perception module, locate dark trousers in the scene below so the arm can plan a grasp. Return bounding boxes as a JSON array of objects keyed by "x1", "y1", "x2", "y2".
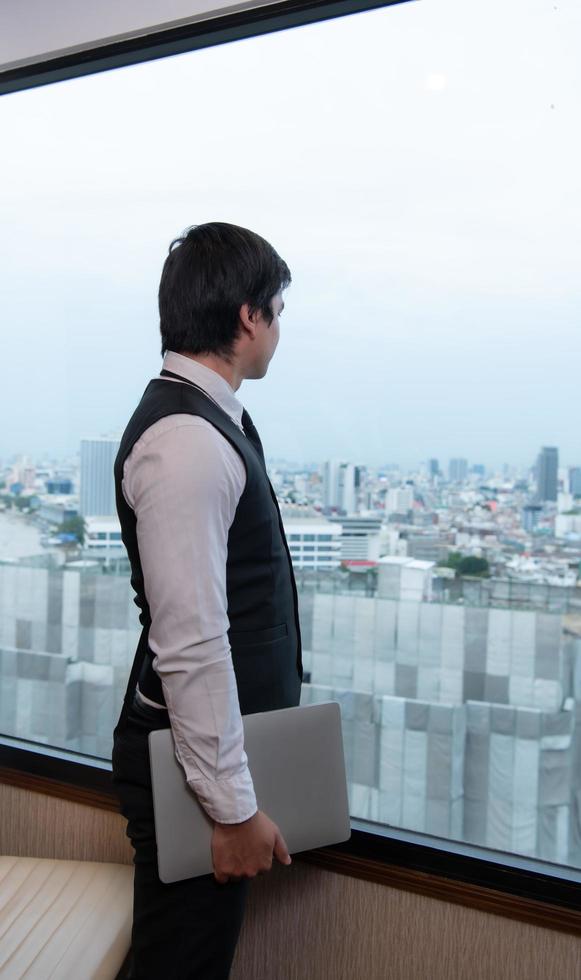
[{"x1": 112, "y1": 698, "x2": 250, "y2": 980}]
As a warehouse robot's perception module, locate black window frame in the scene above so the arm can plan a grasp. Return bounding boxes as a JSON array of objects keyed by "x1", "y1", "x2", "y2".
[
  {"x1": 1, "y1": 0, "x2": 581, "y2": 933},
  {"x1": 0, "y1": 0, "x2": 408, "y2": 96}
]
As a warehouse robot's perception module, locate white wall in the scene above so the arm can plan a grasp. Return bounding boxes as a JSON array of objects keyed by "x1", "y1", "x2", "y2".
[{"x1": 0, "y1": 0, "x2": 280, "y2": 72}]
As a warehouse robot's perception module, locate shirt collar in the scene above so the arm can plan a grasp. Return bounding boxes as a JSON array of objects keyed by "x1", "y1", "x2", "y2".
[{"x1": 161, "y1": 351, "x2": 244, "y2": 429}]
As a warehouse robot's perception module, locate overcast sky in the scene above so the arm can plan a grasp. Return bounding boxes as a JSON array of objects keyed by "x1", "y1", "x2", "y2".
[{"x1": 1, "y1": 0, "x2": 579, "y2": 470}]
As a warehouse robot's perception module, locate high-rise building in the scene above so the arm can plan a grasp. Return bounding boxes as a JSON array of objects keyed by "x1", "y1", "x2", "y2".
[
  {"x1": 353, "y1": 465, "x2": 368, "y2": 510},
  {"x1": 322, "y1": 460, "x2": 340, "y2": 509},
  {"x1": 322, "y1": 460, "x2": 357, "y2": 514},
  {"x1": 338, "y1": 462, "x2": 356, "y2": 514},
  {"x1": 536, "y1": 446, "x2": 558, "y2": 503},
  {"x1": 569, "y1": 467, "x2": 581, "y2": 498},
  {"x1": 449, "y1": 458, "x2": 468, "y2": 483},
  {"x1": 80, "y1": 437, "x2": 120, "y2": 517},
  {"x1": 428, "y1": 458, "x2": 440, "y2": 479}
]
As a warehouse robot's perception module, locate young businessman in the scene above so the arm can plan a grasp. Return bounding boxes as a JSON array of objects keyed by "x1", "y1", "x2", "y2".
[{"x1": 112, "y1": 222, "x2": 303, "y2": 979}]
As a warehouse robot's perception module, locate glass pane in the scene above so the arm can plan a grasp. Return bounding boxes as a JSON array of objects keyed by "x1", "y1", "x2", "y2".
[{"x1": 1, "y1": 0, "x2": 580, "y2": 870}]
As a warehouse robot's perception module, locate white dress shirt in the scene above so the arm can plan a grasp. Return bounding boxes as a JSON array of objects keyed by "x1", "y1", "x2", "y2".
[{"x1": 122, "y1": 350, "x2": 258, "y2": 824}]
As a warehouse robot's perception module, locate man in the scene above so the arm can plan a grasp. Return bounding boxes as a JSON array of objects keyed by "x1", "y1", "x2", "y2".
[{"x1": 112, "y1": 222, "x2": 303, "y2": 979}]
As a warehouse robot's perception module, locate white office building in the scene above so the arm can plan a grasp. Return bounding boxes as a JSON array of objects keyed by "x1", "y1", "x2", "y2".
[
  {"x1": 329, "y1": 515, "x2": 383, "y2": 563},
  {"x1": 84, "y1": 516, "x2": 124, "y2": 558},
  {"x1": 283, "y1": 518, "x2": 342, "y2": 569}
]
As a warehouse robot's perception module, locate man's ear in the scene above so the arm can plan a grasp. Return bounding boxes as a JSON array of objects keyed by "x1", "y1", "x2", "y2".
[{"x1": 238, "y1": 303, "x2": 258, "y2": 340}]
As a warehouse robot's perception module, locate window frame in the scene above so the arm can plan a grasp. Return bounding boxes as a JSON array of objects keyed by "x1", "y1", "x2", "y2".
[
  {"x1": 2, "y1": 733, "x2": 581, "y2": 934},
  {"x1": 0, "y1": 0, "x2": 408, "y2": 96},
  {"x1": 1, "y1": 0, "x2": 580, "y2": 937}
]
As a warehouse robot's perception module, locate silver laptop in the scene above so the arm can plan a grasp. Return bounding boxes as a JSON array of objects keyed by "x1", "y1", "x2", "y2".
[{"x1": 149, "y1": 701, "x2": 351, "y2": 883}]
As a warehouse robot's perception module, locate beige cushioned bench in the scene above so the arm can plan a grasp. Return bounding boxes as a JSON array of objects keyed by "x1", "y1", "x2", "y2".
[{"x1": 0, "y1": 856, "x2": 133, "y2": 979}]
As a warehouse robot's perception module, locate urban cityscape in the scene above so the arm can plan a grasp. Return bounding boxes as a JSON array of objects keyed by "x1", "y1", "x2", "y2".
[
  {"x1": 1, "y1": 438, "x2": 580, "y2": 869},
  {"x1": 1, "y1": 1, "x2": 579, "y2": 973}
]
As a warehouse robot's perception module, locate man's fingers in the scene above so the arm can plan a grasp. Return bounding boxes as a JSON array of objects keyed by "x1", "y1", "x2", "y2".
[{"x1": 273, "y1": 830, "x2": 292, "y2": 866}]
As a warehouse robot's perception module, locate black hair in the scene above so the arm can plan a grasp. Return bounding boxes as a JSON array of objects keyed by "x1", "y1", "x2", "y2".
[{"x1": 158, "y1": 222, "x2": 291, "y2": 358}]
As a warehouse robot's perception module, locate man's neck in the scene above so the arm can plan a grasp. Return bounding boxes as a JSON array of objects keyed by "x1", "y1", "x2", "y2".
[{"x1": 178, "y1": 351, "x2": 243, "y2": 392}]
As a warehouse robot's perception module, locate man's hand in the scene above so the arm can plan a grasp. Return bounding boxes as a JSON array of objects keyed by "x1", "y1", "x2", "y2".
[{"x1": 211, "y1": 809, "x2": 291, "y2": 884}]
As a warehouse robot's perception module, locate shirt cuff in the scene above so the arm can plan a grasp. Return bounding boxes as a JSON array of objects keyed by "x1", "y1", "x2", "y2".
[{"x1": 186, "y1": 768, "x2": 258, "y2": 824}]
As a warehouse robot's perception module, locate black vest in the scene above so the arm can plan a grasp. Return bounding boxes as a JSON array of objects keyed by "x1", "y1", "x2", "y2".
[{"x1": 114, "y1": 376, "x2": 302, "y2": 718}]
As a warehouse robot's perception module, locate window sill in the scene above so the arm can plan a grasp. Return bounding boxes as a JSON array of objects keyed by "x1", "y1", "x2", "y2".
[{"x1": 1, "y1": 735, "x2": 581, "y2": 936}]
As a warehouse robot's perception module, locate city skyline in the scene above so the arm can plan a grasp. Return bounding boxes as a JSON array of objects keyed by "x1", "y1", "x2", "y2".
[
  {"x1": 4, "y1": 0, "x2": 581, "y2": 942},
  {"x1": 2, "y1": 445, "x2": 581, "y2": 483}
]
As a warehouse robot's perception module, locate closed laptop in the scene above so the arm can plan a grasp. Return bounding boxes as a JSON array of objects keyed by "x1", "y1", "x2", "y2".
[{"x1": 149, "y1": 700, "x2": 351, "y2": 883}]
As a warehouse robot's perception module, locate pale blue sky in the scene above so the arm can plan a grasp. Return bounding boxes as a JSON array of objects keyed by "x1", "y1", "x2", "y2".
[{"x1": 1, "y1": 0, "x2": 579, "y2": 469}]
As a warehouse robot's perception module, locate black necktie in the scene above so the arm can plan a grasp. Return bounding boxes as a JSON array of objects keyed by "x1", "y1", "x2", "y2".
[
  {"x1": 241, "y1": 409, "x2": 266, "y2": 470},
  {"x1": 242, "y1": 409, "x2": 287, "y2": 527}
]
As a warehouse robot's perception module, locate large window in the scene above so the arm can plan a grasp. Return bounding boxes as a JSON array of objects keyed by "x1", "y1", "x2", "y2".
[{"x1": 1, "y1": 0, "x2": 580, "y2": 874}]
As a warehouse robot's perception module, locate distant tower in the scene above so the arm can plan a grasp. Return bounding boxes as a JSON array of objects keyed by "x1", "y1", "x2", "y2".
[
  {"x1": 569, "y1": 467, "x2": 581, "y2": 498},
  {"x1": 80, "y1": 437, "x2": 120, "y2": 517},
  {"x1": 338, "y1": 463, "x2": 356, "y2": 514},
  {"x1": 429, "y1": 458, "x2": 439, "y2": 480},
  {"x1": 536, "y1": 447, "x2": 558, "y2": 503},
  {"x1": 354, "y1": 465, "x2": 370, "y2": 511},
  {"x1": 448, "y1": 458, "x2": 468, "y2": 483},
  {"x1": 322, "y1": 461, "x2": 341, "y2": 509},
  {"x1": 323, "y1": 460, "x2": 356, "y2": 513}
]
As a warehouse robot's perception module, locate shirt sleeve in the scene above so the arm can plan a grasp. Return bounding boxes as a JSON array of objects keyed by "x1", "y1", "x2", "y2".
[{"x1": 122, "y1": 414, "x2": 258, "y2": 824}]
